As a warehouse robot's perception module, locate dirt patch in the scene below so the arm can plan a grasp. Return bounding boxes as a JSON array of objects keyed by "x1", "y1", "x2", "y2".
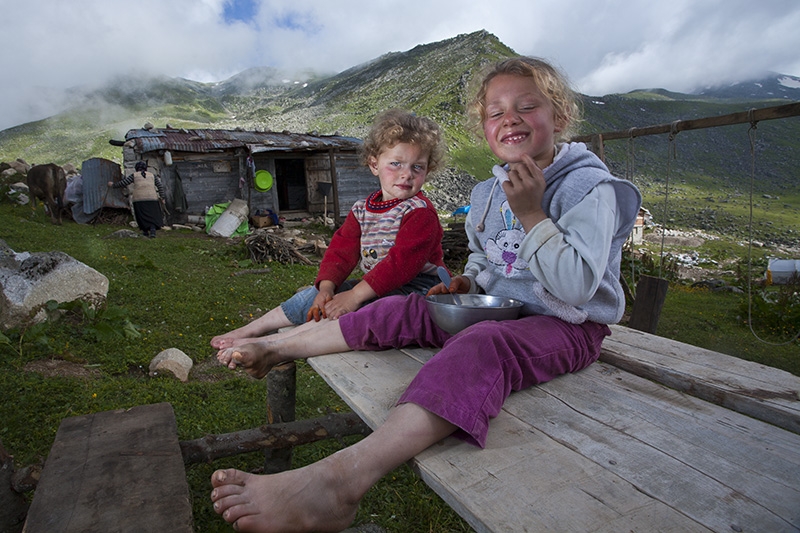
[
  {"x1": 24, "y1": 359, "x2": 101, "y2": 379},
  {"x1": 191, "y1": 356, "x2": 248, "y2": 383},
  {"x1": 643, "y1": 233, "x2": 705, "y2": 248}
]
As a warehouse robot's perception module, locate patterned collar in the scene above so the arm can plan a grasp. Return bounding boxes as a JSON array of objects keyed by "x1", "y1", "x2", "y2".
[{"x1": 365, "y1": 190, "x2": 406, "y2": 212}]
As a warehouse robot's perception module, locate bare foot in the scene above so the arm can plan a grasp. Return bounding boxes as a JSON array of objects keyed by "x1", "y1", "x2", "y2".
[
  {"x1": 216, "y1": 341, "x2": 279, "y2": 379},
  {"x1": 210, "y1": 459, "x2": 360, "y2": 532},
  {"x1": 214, "y1": 335, "x2": 266, "y2": 352},
  {"x1": 211, "y1": 335, "x2": 237, "y2": 350}
]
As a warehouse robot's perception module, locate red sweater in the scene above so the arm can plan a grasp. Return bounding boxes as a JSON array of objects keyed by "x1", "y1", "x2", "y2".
[{"x1": 315, "y1": 191, "x2": 444, "y2": 296}]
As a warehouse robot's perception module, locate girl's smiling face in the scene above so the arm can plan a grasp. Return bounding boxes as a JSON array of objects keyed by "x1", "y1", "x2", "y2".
[
  {"x1": 368, "y1": 142, "x2": 430, "y2": 201},
  {"x1": 482, "y1": 73, "x2": 563, "y2": 169}
]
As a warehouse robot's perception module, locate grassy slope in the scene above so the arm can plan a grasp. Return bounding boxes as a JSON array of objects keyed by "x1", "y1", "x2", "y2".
[{"x1": 0, "y1": 205, "x2": 471, "y2": 532}]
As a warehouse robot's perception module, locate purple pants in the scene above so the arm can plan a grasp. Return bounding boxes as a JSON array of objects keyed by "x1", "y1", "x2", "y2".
[{"x1": 339, "y1": 293, "x2": 610, "y2": 448}]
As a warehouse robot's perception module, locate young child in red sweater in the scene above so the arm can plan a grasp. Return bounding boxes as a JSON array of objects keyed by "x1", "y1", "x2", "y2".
[{"x1": 212, "y1": 109, "x2": 447, "y2": 353}]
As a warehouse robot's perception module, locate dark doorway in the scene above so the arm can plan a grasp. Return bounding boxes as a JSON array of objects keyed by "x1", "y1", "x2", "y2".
[{"x1": 275, "y1": 159, "x2": 307, "y2": 211}]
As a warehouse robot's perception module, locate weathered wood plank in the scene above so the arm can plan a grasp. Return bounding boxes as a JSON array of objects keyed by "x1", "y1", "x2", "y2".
[
  {"x1": 309, "y1": 349, "x2": 419, "y2": 428},
  {"x1": 310, "y1": 347, "x2": 800, "y2": 532},
  {"x1": 411, "y1": 408, "x2": 711, "y2": 533},
  {"x1": 505, "y1": 362, "x2": 800, "y2": 532},
  {"x1": 23, "y1": 402, "x2": 193, "y2": 533},
  {"x1": 602, "y1": 325, "x2": 800, "y2": 434}
]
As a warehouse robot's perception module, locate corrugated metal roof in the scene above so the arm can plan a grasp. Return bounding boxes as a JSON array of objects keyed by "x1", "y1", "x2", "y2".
[{"x1": 124, "y1": 128, "x2": 362, "y2": 155}]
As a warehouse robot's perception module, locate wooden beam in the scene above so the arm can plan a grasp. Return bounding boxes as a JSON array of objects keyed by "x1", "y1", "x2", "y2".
[
  {"x1": 572, "y1": 102, "x2": 800, "y2": 143},
  {"x1": 179, "y1": 412, "x2": 371, "y2": 464}
]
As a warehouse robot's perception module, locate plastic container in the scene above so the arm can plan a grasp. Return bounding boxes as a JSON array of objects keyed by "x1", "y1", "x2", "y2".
[
  {"x1": 208, "y1": 199, "x2": 249, "y2": 237},
  {"x1": 766, "y1": 258, "x2": 800, "y2": 285}
]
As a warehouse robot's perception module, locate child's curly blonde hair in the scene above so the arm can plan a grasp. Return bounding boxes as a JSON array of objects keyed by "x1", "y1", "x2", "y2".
[
  {"x1": 360, "y1": 109, "x2": 446, "y2": 177},
  {"x1": 467, "y1": 57, "x2": 582, "y2": 142}
]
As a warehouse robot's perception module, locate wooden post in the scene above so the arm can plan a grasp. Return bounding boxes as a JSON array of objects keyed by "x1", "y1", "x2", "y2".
[
  {"x1": 264, "y1": 361, "x2": 296, "y2": 473},
  {"x1": 328, "y1": 150, "x2": 340, "y2": 225},
  {"x1": 590, "y1": 133, "x2": 605, "y2": 162},
  {"x1": 628, "y1": 275, "x2": 669, "y2": 334}
]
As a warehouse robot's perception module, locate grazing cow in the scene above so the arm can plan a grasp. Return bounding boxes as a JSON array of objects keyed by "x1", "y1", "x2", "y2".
[{"x1": 26, "y1": 163, "x2": 67, "y2": 224}]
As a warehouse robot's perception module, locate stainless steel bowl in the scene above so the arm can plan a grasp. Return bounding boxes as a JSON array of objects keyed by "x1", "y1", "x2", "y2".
[{"x1": 426, "y1": 293, "x2": 524, "y2": 334}]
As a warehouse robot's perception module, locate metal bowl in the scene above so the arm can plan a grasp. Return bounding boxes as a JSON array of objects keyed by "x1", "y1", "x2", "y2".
[{"x1": 426, "y1": 293, "x2": 524, "y2": 334}]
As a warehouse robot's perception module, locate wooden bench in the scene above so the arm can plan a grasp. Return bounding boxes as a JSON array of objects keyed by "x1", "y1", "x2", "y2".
[
  {"x1": 307, "y1": 324, "x2": 800, "y2": 532},
  {"x1": 23, "y1": 402, "x2": 193, "y2": 533}
]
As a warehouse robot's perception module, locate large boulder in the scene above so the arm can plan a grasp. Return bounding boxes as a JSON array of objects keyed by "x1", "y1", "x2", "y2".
[
  {"x1": 8, "y1": 159, "x2": 30, "y2": 175},
  {"x1": 0, "y1": 240, "x2": 109, "y2": 329}
]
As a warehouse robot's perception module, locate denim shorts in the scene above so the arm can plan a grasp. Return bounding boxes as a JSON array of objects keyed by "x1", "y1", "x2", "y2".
[{"x1": 280, "y1": 273, "x2": 439, "y2": 325}]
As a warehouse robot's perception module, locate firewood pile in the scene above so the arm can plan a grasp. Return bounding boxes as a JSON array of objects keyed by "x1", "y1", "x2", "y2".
[
  {"x1": 92, "y1": 208, "x2": 131, "y2": 226},
  {"x1": 244, "y1": 231, "x2": 316, "y2": 265},
  {"x1": 441, "y1": 222, "x2": 469, "y2": 273},
  {"x1": 243, "y1": 223, "x2": 468, "y2": 270}
]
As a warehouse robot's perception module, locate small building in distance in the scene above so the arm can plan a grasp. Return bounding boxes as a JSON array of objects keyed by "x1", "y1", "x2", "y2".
[{"x1": 113, "y1": 126, "x2": 375, "y2": 224}]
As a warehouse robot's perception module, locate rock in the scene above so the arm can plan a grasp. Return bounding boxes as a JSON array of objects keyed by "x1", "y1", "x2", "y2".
[
  {"x1": 6, "y1": 182, "x2": 29, "y2": 205},
  {"x1": 8, "y1": 159, "x2": 30, "y2": 175},
  {"x1": 149, "y1": 348, "x2": 193, "y2": 382},
  {"x1": 0, "y1": 240, "x2": 109, "y2": 329},
  {"x1": 104, "y1": 229, "x2": 140, "y2": 239},
  {"x1": 62, "y1": 163, "x2": 78, "y2": 175}
]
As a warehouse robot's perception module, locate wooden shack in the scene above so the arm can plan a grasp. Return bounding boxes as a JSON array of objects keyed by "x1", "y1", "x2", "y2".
[{"x1": 117, "y1": 127, "x2": 375, "y2": 224}]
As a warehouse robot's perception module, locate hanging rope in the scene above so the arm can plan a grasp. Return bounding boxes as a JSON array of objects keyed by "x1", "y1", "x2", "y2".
[
  {"x1": 626, "y1": 128, "x2": 638, "y2": 291},
  {"x1": 744, "y1": 110, "x2": 800, "y2": 345},
  {"x1": 658, "y1": 121, "x2": 680, "y2": 279}
]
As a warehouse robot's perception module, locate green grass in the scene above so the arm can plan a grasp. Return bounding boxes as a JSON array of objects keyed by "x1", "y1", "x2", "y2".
[
  {"x1": 652, "y1": 284, "x2": 799, "y2": 375},
  {"x1": 0, "y1": 203, "x2": 471, "y2": 533},
  {"x1": 1, "y1": 202, "x2": 797, "y2": 532}
]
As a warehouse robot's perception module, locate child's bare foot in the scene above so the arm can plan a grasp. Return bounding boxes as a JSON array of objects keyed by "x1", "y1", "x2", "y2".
[
  {"x1": 216, "y1": 341, "x2": 279, "y2": 379},
  {"x1": 210, "y1": 457, "x2": 360, "y2": 532},
  {"x1": 211, "y1": 335, "x2": 237, "y2": 350}
]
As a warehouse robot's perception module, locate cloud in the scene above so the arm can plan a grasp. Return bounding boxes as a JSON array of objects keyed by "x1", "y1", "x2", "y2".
[{"x1": 1, "y1": 0, "x2": 798, "y2": 130}]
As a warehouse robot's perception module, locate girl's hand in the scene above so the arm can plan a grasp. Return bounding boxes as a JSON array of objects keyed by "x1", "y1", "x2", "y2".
[
  {"x1": 306, "y1": 291, "x2": 333, "y2": 322},
  {"x1": 426, "y1": 275, "x2": 470, "y2": 296},
  {"x1": 503, "y1": 154, "x2": 547, "y2": 232},
  {"x1": 321, "y1": 291, "x2": 361, "y2": 320}
]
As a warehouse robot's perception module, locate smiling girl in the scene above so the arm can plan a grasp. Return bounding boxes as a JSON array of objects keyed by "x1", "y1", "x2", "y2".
[{"x1": 210, "y1": 58, "x2": 641, "y2": 533}]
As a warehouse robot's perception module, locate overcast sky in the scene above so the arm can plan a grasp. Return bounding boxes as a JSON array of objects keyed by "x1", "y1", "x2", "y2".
[{"x1": 2, "y1": 0, "x2": 799, "y2": 131}]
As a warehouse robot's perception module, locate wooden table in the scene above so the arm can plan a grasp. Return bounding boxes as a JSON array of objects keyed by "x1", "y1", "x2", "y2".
[{"x1": 308, "y1": 325, "x2": 800, "y2": 532}]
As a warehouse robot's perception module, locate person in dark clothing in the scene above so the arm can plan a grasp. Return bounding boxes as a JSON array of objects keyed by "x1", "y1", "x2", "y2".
[{"x1": 108, "y1": 161, "x2": 165, "y2": 238}]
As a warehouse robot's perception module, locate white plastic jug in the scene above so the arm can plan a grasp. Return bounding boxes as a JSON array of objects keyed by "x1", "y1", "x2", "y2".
[{"x1": 209, "y1": 199, "x2": 248, "y2": 237}]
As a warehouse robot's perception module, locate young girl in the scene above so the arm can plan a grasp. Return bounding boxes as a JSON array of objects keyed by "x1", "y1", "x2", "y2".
[
  {"x1": 211, "y1": 109, "x2": 447, "y2": 352},
  {"x1": 210, "y1": 57, "x2": 642, "y2": 533}
]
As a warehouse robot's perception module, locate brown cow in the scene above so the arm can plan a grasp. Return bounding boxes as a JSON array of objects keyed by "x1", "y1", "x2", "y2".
[{"x1": 27, "y1": 163, "x2": 67, "y2": 225}]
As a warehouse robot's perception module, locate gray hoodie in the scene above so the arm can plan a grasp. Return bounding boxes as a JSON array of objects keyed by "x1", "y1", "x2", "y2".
[{"x1": 463, "y1": 142, "x2": 641, "y2": 324}]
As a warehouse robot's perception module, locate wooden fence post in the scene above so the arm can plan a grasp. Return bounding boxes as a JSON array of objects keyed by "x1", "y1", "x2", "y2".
[
  {"x1": 628, "y1": 275, "x2": 669, "y2": 334},
  {"x1": 264, "y1": 361, "x2": 296, "y2": 473}
]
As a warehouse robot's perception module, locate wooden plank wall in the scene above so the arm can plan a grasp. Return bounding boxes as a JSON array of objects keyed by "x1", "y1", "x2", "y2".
[
  {"x1": 305, "y1": 154, "x2": 332, "y2": 215},
  {"x1": 149, "y1": 150, "x2": 373, "y2": 222},
  {"x1": 334, "y1": 153, "x2": 376, "y2": 219}
]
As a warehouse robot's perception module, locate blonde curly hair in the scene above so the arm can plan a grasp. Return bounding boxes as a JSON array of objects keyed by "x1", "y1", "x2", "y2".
[
  {"x1": 360, "y1": 109, "x2": 446, "y2": 177},
  {"x1": 467, "y1": 57, "x2": 582, "y2": 142}
]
